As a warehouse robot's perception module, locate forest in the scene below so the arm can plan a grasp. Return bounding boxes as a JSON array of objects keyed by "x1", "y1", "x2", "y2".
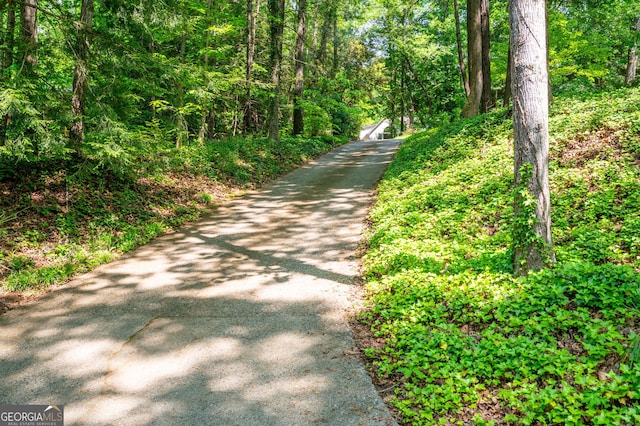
[
  {"x1": 0, "y1": 0, "x2": 638, "y2": 162},
  {"x1": 1, "y1": 0, "x2": 640, "y2": 424}
]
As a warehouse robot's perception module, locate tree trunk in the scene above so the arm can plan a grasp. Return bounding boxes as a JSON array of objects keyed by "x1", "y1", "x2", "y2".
[
  {"x1": 148, "y1": 40, "x2": 157, "y2": 119},
  {"x1": 626, "y1": 18, "x2": 640, "y2": 86},
  {"x1": 331, "y1": 3, "x2": 338, "y2": 78},
  {"x1": 400, "y1": 62, "x2": 406, "y2": 133},
  {"x1": 268, "y1": 0, "x2": 284, "y2": 141},
  {"x1": 1, "y1": 0, "x2": 16, "y2": 143},
  {"x1": 70, "y1": 0, "x2": 94, "y2": 151},
  {"x1": 2, "y1": 0, "x2": 15, "y2": 73},
  {"x1": 407, "y1": 86, "x2": 427, "y2": 128},
  {"x1": 176, "y1": 30, "x2": 187, "y2": 147},
  {"x1": 292, "y1": 0, "x2": 306, "y2": 136},
  {"x1": 399, "y1": 50, "x2": 433, "y2": 116},
  {"x1": 390, "y1": 64, "x2": 397, "y2": 137},
  {"x1": 199, "y1": 0, "x2": 216, "y2": 142},
  {"x1": 627, "y1": 46, "x2": 638, "y2": 86},
  {"x1": 462, "y1": 0, "x2": 482, "y2": 118},
  {"x1": 20, "y1": 0, "x2": 36, "y2": 72},
  {"x1": 243, "y1": 0, "x2": 259, "y2": 133},
  {"x1": 510, "y1": 0, "x2": 555, "y2": 275},
  {"x1": 453, "y1": 0, "x2": 470, "y2": 98},
  {"x1": 316, "y1": 0, "x2": 332, "y2": 72},
  {"x1": 310, "y1": 2, "x2": 318, "y2": 76},
  {"x1": 388, "y1": 53, "x2": 397, "y2": 137},
  {"x1": 207, "y1": 109, "x2": 215, "y2": 139},
  {"x1": 480, "y1": 0, "x2": 492, "y2": 113}
]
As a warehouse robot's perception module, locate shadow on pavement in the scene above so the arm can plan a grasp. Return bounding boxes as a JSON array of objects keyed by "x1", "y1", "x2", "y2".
[{"x1": 0, "y1": 139, "x2": 401, "y2": 425}]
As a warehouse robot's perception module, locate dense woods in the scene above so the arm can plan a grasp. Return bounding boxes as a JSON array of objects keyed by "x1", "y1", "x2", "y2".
[
  {"x1": 0, "y1": 0, "x2": 378, "y2": 168},
  {"x1": 0, "y1": 0, "x2": 638, "y2": 168}
]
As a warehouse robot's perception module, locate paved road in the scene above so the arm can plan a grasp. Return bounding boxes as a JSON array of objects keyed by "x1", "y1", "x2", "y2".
[{"x1": 0, "y1": 138, "x2": 401, "y2": 425}]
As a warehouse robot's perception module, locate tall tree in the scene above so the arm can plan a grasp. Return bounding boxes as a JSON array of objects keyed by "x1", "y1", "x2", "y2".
[
  {"x1": 626, "y1": 16, "x2": 640, "y2": 86},
  {"x1": 243, "y1": 0, "x2": 260, "y2": 133},
  {"x1": 0, "y1": 0, "x2": 16, "y2": 143},
  {"x1": 462, "y1": 0, "x2": 482, "y2": 117},
  {"x1": 510, "y1": 0, "x2": 555, "y2": 275},
  {"x1": 462, "y1": 0, "x2": 492, "y2": 117},
  {"x1": 453, "y1": 0, "x2": 470, "y2": 98},
  {"x1": 176, "y1": 19, "x2": 188, "y2": 146},
  {"x1": 331, "y1": 2, "x2": 338, "y2": 77},
  {"x1": 293, "y1": 0, "x2": 307, "y2": 135},
  {"x1": 70, "y1": 0, "x2": 94, "y2": 150},
  {"x1": 310, "y1": 1, "x2": 319, "y2": 70},
  {"x1": 480, "y1": 0, "x2": 492, "y2": 112},
  {"x1": 268, "y1": 0, "x2": 284, "y2": 140},
  {"x1": 315, "y1": 0, "x2": 330, "y2": 71},
  {"x1": 20, "y1": 0, "x2": 37, "y2": 72},
  {"x1": 199, "y1": 0, "x2": 216, "y2": 142},
  {"x1": 2, "y1": 0, "x2": 16, "y2": 73}
]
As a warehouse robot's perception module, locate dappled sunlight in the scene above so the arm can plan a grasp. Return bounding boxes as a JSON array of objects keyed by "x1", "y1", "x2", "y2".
[
  {"x1": 80, "y1": 396, "x2": 172, "y2": 426},
  {"x1": 0, "y1": 139, "x2": 401, "y2": 425},
  {"x1": 52, "y1": 339, "x2": 116, "y2": 378},
  {"x1": 107, "y1": 338, "x2": 242, "y2": 393},
  {"x1": 244, "y1": 376, "x2": 329, "y2": 401}
]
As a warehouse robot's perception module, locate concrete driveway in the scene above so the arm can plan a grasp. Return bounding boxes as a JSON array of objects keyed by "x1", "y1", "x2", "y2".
[{"x1": 0, "y1": 138, "x2": 401, "y2": 425}]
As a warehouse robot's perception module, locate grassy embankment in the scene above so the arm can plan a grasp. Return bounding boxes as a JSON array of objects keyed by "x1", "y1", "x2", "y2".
[
  {"x1": 0, "y1": 136, "x2": 347, "y2": 294},
  {"x1": 360, "y1": 88, "x2": 640, "y2": 425}
]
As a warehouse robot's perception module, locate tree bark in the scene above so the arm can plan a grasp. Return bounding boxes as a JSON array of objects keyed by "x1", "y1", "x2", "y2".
[
  {"x1": 400, "y1": 62, "x2": 406, "y2": 133},
  {"x1": 268, "y1": 0, "x2": 284, "y2": 141},
  {"x1": 315, "y1": 0, "x2": 332, "y2": 73},
  {"x1": 462, "y1": 0, "x2": 482, "y2": 117},
  {"x1": 243, "y1": 0, "x2": 259, "y2": 133},
  {"x1": 316, "y1": 10, "x2": 328, "y2": 64},
  {"x1": 176, "y1": 30, "x2": 187, "y2": 147},
  {"x1": 199, "y1": 0, "x2": 216, "y2": 142},
  {"x1": 70, "y1": 0, "x2": 94, "y2": 151},
  {"x1": 0, "y1": 0, "x2": 16, "y2": 143},
  {"x1": 20, "y1": 0, "x2": 36, "y2": 72},
  {"x1": 453, "y1": 0, "x2": 470, "y2": 98},
  {"x1": 2, "y1": 0, "x2": 15, "y2": 73},
  {"x1": 292, "y1": 0, "x2": 307, "y2": 135},
  {"x1": 480, "y1": 0, "x2": 492, "y2": 113},
  {"x1": 311, "y1": 3, "x2": 320, "y2": 57},
  {"x1": 626, "y1": 17, "x2": 640, "y2": 86},
  {"x1": 627, "y1": 46, "x2": 638, "y2": 86},
  {"x1": 510, "y1": 0, "x2": 555, "y2": 275},
  {"x1": 331, "y1": 3, "x2": 338, "y2": 78}
]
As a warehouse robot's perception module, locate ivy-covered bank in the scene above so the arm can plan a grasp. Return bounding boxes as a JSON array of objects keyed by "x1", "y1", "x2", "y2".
[{"x1": 360, "y1": 88, "x2": 640, "y2": 425}]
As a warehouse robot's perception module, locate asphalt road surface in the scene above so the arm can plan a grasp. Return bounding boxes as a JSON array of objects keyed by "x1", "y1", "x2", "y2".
[{"x1": 0, "y1": 138, "x2": 402, "y2": 425}]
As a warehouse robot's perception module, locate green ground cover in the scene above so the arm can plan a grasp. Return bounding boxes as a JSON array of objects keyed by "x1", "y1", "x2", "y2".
[
  {"x1": 0, "y1": 136, "x2": 346, "y2": 292},
  {"x1": 360, "y1": 88, "x2": 640, "y2": 425}
]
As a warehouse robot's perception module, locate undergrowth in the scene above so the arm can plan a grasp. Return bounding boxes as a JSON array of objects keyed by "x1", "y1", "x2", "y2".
[
  {"x1": 360, "y1": 88, "x2": 640, "y2": 425},
  {"x1": 0, "y1": 135, "x2": 346, "y2": 292}
]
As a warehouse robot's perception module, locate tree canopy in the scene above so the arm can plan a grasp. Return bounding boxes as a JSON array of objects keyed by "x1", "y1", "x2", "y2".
[{"x1": 0, "y1": 0, "x2": 637, "y2": 169}]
